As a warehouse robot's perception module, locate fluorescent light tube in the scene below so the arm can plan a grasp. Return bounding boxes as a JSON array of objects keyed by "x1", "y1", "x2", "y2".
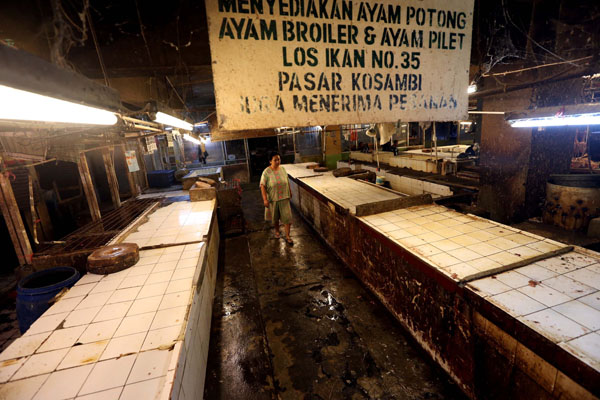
[
  {"x1": 183, "y1": 133, "x2": 201, "y2": 145},
  {"x1": 154, "y1": 112, "x2": 193, "y2": 131},
  {"x1": 0, "y1": 84, "x2": 117, "y2": 125},
  {"x1": 510, "y1": 113, "x2": 600, "y2": 127}
]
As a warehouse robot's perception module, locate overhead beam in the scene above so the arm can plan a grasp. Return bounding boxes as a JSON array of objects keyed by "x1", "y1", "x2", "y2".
[{"x1": 0, "y1": 46, "x2": 121, "y2": 111}]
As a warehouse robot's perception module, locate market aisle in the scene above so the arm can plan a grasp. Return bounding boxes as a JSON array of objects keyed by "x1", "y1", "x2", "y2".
[{"x1": 204, "y1": 188, "x2": 464, "y2": 399}]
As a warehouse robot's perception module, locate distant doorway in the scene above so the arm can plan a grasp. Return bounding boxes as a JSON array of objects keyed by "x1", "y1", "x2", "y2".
[{"x1": 247, "y1": 136, "x2": 278, "y2": 181}]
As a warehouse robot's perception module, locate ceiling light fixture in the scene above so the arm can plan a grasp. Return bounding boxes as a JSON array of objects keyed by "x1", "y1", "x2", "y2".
[
  {"x1": 0, "y1": 84, "x2": 118, "y2": 125},
  {"x1": 509, "y1": 113, "x2": 600, "y2": 128},
  {"x1": 153, "y1": 112, "x2": 193, "y2": 131},
  {"x1": 183, "y1": 133, "x2": 201, "y2": 145}
]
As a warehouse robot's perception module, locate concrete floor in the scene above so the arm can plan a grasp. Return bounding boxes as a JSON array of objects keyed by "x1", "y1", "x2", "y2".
[{"x1": 204, "y1": 188, "x2": 465, "y2": 400}]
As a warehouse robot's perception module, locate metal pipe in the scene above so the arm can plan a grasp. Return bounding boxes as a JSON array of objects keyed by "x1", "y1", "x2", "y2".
[{"x1": 244, "y1": 138, "x2": 251, "y2": 181}]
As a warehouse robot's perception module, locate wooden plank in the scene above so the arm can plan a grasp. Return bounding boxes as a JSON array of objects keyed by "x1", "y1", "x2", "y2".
[
  {"x1": 102, "y1": 147, "x2": 121, "y2": 209},
  {"x1": 28, "y1": 166, "x2": 54, "y2": 240},
  {"x1": 0, "y1": 183, "x2": 27, "y2": 265},
  {"x1": 354, "y1": 194, "x2": 433, "y2": 217},
  {"x1": 0, "y1": 172, "x2": 33, "y2": 264},
  {"x1": 78, "y1": 152, "x2": 102, "y2": 221}
]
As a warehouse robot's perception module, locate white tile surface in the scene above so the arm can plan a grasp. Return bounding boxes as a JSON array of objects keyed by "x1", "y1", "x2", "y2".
[
  {"x1": 489, "y1": 291, "x2": 546, "y2": 316},
  {"x1": 127, "y1": 349, "x2": 170, "y2": 383},
  {"x1": 92, "y1": 302, "x2": 132, "y2": 323},
  {"x1": 0, "y1": 332, "x2": 51, "y2": 361},
  {"x1": 63, "y1": 307, "x2": 102, "y2": 328},
  {"x1": 46, "y1": 297, "x2": 84, "y2": 315},
  {"x1": 120, "y1": 376, "x2": 165, "y2": 400},
  {"x1": 57, "y1": 341, "x2": 108, "y2": 370},
  {"x1": 468, "y1": 278, "x2": 512, "y2": 297},
  {"x1": 99, "y1": 333, "x2": 146, "y2": 361},
  {"x1": 114, "y1": 313, "x2": 155, "y2": 338},
  {"x1": 25, "y1": 313, "x2": 68, "y2": 336},
  {"x1": 141, "y1": 326, "x2": 181, "y2": 351},
  {"x1": 0, "y1": 374, "x2": 48, "y2": 400},
  {"x1": 519, "y1": 309, "x2": 589, "y2": 342},
  {"x1": 0, "y1": 357, "x2": 27, "y2": 383},
  {"x1": 553, "y1": 300, "x2": 600, "y2": 330},
  {"x1": 106, "y1": 287, "x2": 140, "y2": 304},
  {"x1": 150, "y1": 307, "x2": 187, "y2": 330},
  {"x1": 0, "y1": 200, "x2": 216, "y2": 400},
  {"x1": 37, "y1": 326, "x2": 86, "y2": 353},
  {"x1": 543, "y1": 275, "x2": 596, "y2": 298},
  {"x1": 159, "y1": 291, "x2": 192, "y2": 311},
  {"x1": 579, "y1": 292, "x2": 600, "y2": 311},
  {"x1": 359, "y1": 203, "x2": 569, "y2": 281},
  {"x1": 127, "y1": 296, "x2": 162, "y2": 316},
  {"x1": 32, "y1": 364, "x2": 93, "y2": 400},
  {"x1": 78, "y1": 354, "x2": 137, "y2": 395},
  {"x1": 517, "y1": 284, "x2": 572, "y2": 307},
  {"x1": 11, "y1": 348, "x2": 69, "y2": 380},
  {"x1": 75, "y1": 387, "x2": 122, "y2": 400},
  {"x1": 560, "y1": 332, "x2": 600, "y2": 370}
]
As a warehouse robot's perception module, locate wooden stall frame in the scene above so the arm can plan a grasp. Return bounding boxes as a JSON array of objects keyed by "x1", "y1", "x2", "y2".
[
  {"x1": 0, "y1": 172, "x2": 33, "y2": 265},
  {"x1": 78, "y1": 152, "x2": 102, "y2": 222},
  {"x1": 101, "y1": 147, "x2": 121, "y2": 209}
]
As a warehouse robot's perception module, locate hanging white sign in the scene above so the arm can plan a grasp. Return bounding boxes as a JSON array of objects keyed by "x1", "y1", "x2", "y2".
[
  {"x1": 125, "y1": 150, "x2": 140, "y2": 172},
  {"x1": 205, "y1": 0, "x2": 474, "y2": 130}
]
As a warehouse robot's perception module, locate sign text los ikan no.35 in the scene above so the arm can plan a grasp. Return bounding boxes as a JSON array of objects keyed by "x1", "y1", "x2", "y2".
[{"x1": 205, "y1": 0, "x2": 474, "y2": 130}]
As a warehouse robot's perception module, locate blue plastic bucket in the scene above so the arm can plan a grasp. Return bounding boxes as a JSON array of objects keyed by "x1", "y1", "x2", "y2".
[{"x1": 16, "y1": 267, "x2": 80, "y2": 333}]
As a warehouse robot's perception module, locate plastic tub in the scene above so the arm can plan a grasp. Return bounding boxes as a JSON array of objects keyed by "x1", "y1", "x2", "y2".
[{"x1": 16, "y1": 267, "x2": 80, "y2": 333}]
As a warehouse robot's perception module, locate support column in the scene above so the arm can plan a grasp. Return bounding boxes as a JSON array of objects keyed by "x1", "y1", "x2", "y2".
[
  {"x1": 27, "y1": 166, "x2": 54, "y2": 240},
  {"x1": 102, "y1": 147, "x2": 121, "y2": 209},
  {"x1": 78, "y1": 152, "x2": 102, "y2": 221},
  {"x1": 137, "y1": 139, "x2": 149, "y2": 189},
  {"x1": 120, "y1": 145, "x2": 138, "y2": 198},
  {"x1": 0, "y1": 172, "x2": 32, "y2": 265}
]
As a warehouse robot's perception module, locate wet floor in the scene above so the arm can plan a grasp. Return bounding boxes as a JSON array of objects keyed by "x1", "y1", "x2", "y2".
[{"x1": 204, "y1": 188, "x2": 465, "y2": 400}]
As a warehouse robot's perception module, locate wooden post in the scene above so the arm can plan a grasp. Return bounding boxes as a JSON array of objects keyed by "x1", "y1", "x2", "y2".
[
  {"x1": 0, "y1": 172, "x2": 33, "y2": 265},
  {"x1": 27, "y1": 166, "x2": 54, "y2": 240},
  {"x1": 102, "y1": 147, "x2": 121, "y2": 209},
  {"x1": 120, "y1": 145, "x2": 138, "y2": 198},
  {"x1": 78, "y1": 152, "x2": 101, "y2": 221},
  {"x1": 136, "y1": 139, "x2": 149, "y2": 189}
]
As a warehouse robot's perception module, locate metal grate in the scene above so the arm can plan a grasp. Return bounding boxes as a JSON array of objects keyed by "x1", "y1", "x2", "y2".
[{"x1": 36, "y1": 198, "x2": 159, "y2": 255}]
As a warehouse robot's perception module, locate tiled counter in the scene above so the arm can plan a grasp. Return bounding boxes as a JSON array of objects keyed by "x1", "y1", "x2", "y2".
[
  {"x1": 285, "y1": 164, "x2": 599, "y2": 399},
  {"x1": 0, "y1": 199, "x2": 219, "y2": 400},
  {"x1": 337, "y1": 161, "x2": 454, "y2": 198}
]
